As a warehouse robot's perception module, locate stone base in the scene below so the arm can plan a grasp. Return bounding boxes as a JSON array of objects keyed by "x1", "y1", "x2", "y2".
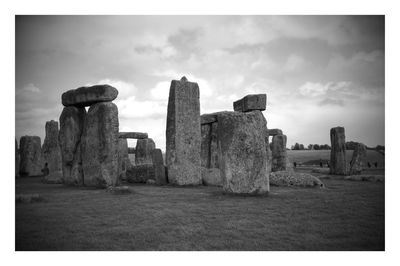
[
  {"x1": 127, "y1": 164, "x2": 155, "y2": 183},
  {"x1": 201, "y1": 167, "x2": 222, "y2": 186}
]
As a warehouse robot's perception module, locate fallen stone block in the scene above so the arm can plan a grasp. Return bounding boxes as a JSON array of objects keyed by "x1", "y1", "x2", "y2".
[
  {"x1": 106, "y1": 186, "x2": 132, "y2": 194},
  {"x1": 270, "y1": 171, "x2": 324, "y2": 188}
]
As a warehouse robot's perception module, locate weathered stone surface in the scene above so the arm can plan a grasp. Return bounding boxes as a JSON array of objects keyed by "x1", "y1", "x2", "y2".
[
  {"x1": 271, "y1": 134, "x2": 287, "y2": 172},
  {"x1": 166, "y1": 77, "x2": 202, "y2": 185},
  {"x1": 19, "y1": 136, "x2": 42, "y2": 176},
  {"x1": 217, "y1": 111, "x2": 269, "y2": 194},
  {"x1": 42, "y1": 120, "x2": 62, "y2": 174},
  {"x1": 59, "y1": 106, "x2": 86, "y2": 186},
  {"x1": 210, "y1": 122, "x2": 219, "y2": 168},
  {"x1": 350, "y1": 142, "x2": 367, "y2": 175},
  {"x1": 200, "y1": 113, "x2": 217, "y2": 125},
  {"x1": 201, "y1": 121, "x2": 219, "y2": 169},
  {"x1": 270, "y1": 171, "x2": 324, "y2": 188},
  {"x1": 118, "y1": 138, "x2": 131, "y2": 181},
  {"x1": 119, "y1": 132, "x2": 148, "y2": 139},
  {"x1": 135, "y1": 138, "x2": 156, "y2": 165},
  {"x1": 201, "y1": 167, "x2": 222, "y2": 186},
  {"x1": 152, "y1": 149, "x2": 167, "y2": 185},
  {"x1": 233, "y1": 94, "x2": 266, "y2": 112},
  {"x1": 330, "y1": 127, "x2": 347, "y2": 175},
  {"x1": 268, "y1": 128, "x2": 283, "y2": 137},
  {"x1": 128, "y1": 147, "x2": 136, "y2": 154},
  {"x1": 201, "y1": 123, "x2": 211, "y2": 168},
  {"x1": 126, "y1": 164, "x2": 155, "y2": 183},
  {"x1": 62, "y1": 84, "x2": 118, "y2": 107},
  {"x1": 82, "y1": 102, "x2": 119, "y2": 187},
  {"x1": 15, "y1": 139, "x2": 19, "y2": 177}
]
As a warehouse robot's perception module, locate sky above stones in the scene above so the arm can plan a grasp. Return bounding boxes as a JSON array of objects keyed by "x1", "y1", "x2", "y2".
[{"x1": 15, "y1": 15, "x2": 384, "y2": 150}]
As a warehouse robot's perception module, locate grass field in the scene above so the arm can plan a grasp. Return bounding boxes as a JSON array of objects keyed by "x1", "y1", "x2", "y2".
[
  {"x1": 287, "y1": 150, "x2": 385, "y2": 166},
  {"x1": 15, "y1": 175, "x2": 384, "y2": 251}
]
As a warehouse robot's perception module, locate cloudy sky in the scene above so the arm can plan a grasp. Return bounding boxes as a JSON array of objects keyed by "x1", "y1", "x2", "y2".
[{"x1": 15, "y1": 15, "x2": 384, "y2": 150}]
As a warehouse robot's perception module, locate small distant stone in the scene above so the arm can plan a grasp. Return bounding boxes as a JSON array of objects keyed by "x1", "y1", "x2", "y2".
[
  {"x1": 146, "y1": 179, "x2": 156, "y2": 185},
  {"x1": 106, "y1": 186, "x2": 132, "y2": 194},
  {"x1": 180, "y1": 76, "x2": 188, "y2": 82},
  {"x1": 16, "y1": 194, "x2": 44, "y2": 203}
]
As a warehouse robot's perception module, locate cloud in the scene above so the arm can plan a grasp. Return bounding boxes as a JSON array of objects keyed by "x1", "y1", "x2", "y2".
[
  {"x1": 298, "y1": 81, "x2": 352, "y2": 97},
  {"x1": 16, "y1": 83, "x2": 41, "y2": 95},
  {"x1": 93, "y1": 79, "x2": 137, "y2": 99},
  {"x1": 318, "y1": 98, "x2": 345, "y2": 106}
]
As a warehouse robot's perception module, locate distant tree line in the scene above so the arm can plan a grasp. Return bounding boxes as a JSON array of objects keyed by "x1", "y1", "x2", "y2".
[
  {"x1": 290, "y1": 141, "x2": 385, "y2": 151},
  {"x1": 290, "y1": 143, "x2": 331, "y2": 150}
]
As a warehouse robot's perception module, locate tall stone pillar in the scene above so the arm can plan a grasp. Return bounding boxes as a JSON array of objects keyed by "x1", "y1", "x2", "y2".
[
  {"x1": 271, "y1": 134, "x2": 287, "y2": 172},
  {"x1": 42, "y1": 120, "x2": 62, "y2": 174},
  {"x1": 166, "y1": 77, "x2": 201, "y2": 185},
  {"x1": 330, "y1": 126, "x2": 347, "y2": 175},
  {"x1": 135, "y1": 138, "x2": 156, "y2": 165},
  {"x1": 59, "y1": 106, "x2": 86, "y2": 185},
  {"x1": 19, "y1": 136, "x2": 42, "y2": 176},
  {"x1": 350, "y1": 142, "x2": 367, "y2": 175},
  {"x1": 81, "y1": 102, "x2": 119, "y2": 187}
]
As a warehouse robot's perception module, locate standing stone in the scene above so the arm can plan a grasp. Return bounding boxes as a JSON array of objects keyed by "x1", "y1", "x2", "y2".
[
  {"x1": 271, "y1": 134, "x2": 288, "y2": 172},
  {"x1": 15, "y1": 139, "x2": 19, "y2": 177},
  {"x1": 19, "y1": 136, "x2": 42, "y2": 176},
  {"x1": 330, "y1": 127, "x2": 347, "y2": 175},
  {"x1": 217, "y1": 111, "x2": 269, "y2": 194},
  {"x1": 62, "y1": 85, "x2": 118, "y2": 107},
  {"x1": 135, "y1": 138, "x2": 156, "y2": 165},
  {"x1": 42, "y1": 120, "x2": 62, "y2": 174},
  {"x1": 81, "y1": 102, "x2": 119, "y2": 187},
  {"x1": 152, "y1": 148, "x2": 167, "y2": 185},
  {"x1": 233, "y1": 94, "x2": 266, "y2": 112},
  {"x1": 59, "y1": 106, "x2": 86, "y2": 185},
  {"x1": 166, "y1": 77, "x2": 201, "y2": 185},
  {"x1": 350, "y1": 142, "x2": 367, "y2": 175},
  {"x1": 118, "y1": 138, "x2": 131, "y2": 181}
]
